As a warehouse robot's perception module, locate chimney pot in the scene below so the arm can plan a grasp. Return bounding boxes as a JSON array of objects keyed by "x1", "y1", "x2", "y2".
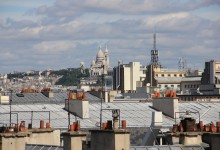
[
  {"x1": 69, "y1": 124, "x2": 74, "y2": 131},
  {"x1": 102, "y1": 122, "x2": 107, "y2": 129},
  {"x1": 122, "y1": 120, "x2": 126, "y2": 129},
  {"x1": 28, "y1": 123, "x2": 32, "y2": 129},
  {"x1": 107, "y1": 120, "x2": 112, "y2": 130},
  {"x1": 40, "y1": 120, "x2": 44, "y2": 129},
  {"x1": 46, "y1": 122, "x2": 50, "y2": 128}
]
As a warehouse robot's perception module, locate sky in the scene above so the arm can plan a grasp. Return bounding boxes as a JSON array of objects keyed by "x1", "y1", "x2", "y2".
[{"x1": 0, "y1": 0, "x2": 220, "y2": 73}]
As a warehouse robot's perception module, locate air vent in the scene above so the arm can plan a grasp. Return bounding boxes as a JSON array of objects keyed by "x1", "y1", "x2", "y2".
[{"x1": 16, "y1": 93, "x2": 24, "y2": 97}]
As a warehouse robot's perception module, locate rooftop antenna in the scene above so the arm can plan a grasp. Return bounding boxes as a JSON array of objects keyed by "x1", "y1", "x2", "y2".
[
  {"x1": 153, "y1": 32, "x2": 156, "y2": 50},
  {"x1": 150, "y1": 32, "x2": 160, "y2": 67}
]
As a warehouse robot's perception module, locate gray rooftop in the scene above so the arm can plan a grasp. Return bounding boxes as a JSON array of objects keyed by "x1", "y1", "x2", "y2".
[
  {"x1": 26, "y1": 144, "x2": 63, "y2": 150},
  {"x1": 25, "y1": 145, "x2": 205, "y2": 150},
  {"x1": 181, "y1": 76, "x2": 201, "y2": 82},
  {"x1": 155, "y1": 77, "x2": 183, "y2": 84},
  {"x1": 131, "y1": 145, "x2": 205, "y2": 150},
  {"x1": 10, "y1": 92, "x2": 100, "y2": 104},
  {"x1": 1, "y1": 101, "x2": 220, "y2": 129}
]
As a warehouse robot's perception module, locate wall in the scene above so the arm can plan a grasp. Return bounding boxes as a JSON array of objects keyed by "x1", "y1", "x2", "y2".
[
  {"x1": 130, "y1": 62, "x2": 140, "y2": 91},
  {"x1": 202, "y1": 133, "x2": 220, "y2": 150},
  {"x1": 0, "y1": 95, "x2": 9, "y2": 104},
  {"x1": 152, "y1": 98, "x2": 179, "y2": 118},
  {"x1": 123, "y1": 67, "x2": 131, "y2": 92},
  {"x1": 108, "y1": 90, "x2": 118, "y2": 102},
  {"x1": 62, "y1": 132, "x2": 87, "y2": 150},
  {"x1": 0, "y1": 135, "x2": 26, "y2": 150},
  {"x1": 25, "y1": 129, "x2": 60, "y2": 146},
  {"x1": 0, "y1": 129, "x2": 60, "y2": 150},
  {"x1": 180, "y1": 81, "x2": 200, "y2": 94},
  {"x1": 90, "y1": 130, "x2": 130, "y2": 150}
]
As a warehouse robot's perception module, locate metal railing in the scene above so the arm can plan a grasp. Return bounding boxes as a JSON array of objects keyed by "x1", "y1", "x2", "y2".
[
  {"x1": 0, "y1": 111, "x2": 51, "y2": 127},
  {"x1": 0, "y1": 112, "x2": 18, "y2": 126}
]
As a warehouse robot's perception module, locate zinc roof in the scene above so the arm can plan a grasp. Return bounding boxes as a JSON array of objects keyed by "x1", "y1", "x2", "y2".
[{"x1": 1, "y1": 101, "x2": 220, "y2": 129}]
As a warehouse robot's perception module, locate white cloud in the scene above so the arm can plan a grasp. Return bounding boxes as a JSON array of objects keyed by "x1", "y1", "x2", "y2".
[
  {"x1": 33, "y1": 41, "x2": 76, "y2": 54},
  {"x1": 0, "y1": 0, "x2": 219, "y2": 73}
]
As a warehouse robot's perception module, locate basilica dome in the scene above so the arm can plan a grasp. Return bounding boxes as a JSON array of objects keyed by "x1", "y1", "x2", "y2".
[{"x1": 96, "y1": 49, "x2": 104, "y2": 59}]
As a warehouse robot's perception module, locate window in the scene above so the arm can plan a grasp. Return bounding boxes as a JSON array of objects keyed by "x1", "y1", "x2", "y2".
[
  {"x1": 168, "y1": 74, "x2": 171, "y2": 77},
  {"x1": 171, "y1": 85, "x2": 174, "y2": 87},
  {"x1": 162, "y1": 74, "x2": 164, "y2": 77},
  {"x1": 165, "y1": 85, "x2": 168, "y2": 88},
  {"x1": 174, "y1": 74, "x2": 177, "y2": 77},
  {"x1": 179, "y1": 74, "x2": 182, "y2": 77}
]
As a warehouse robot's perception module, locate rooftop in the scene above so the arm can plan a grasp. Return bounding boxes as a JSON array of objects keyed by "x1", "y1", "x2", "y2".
[{"x1": 1, "y1": 96, "x2": 220, "y2": 129}]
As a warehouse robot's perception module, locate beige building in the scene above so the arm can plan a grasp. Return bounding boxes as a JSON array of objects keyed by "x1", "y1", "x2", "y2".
[
  {"x1": 113, "y1": 62, "x2": 146, "y2": 93},
  {"x1": 145, "y1": 65, "x2": 187, "y2": 92}
]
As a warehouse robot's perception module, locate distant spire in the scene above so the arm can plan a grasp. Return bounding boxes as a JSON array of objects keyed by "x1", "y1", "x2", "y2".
[
  {"x1": 105, "y1": 44, "x2": 108, "y2": 52},
  {"x1": 99, "y1": 45, "x2": 101, "y2": 50},
  {"x1": 153, "y1": 33, "x2": 156, "y2": 50}
]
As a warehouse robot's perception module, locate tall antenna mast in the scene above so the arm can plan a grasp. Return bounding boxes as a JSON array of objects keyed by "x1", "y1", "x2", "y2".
[
  {"x1": 150, "y1": 32, "x2": 160, "y2": 67},
  {"x1": 153, "y1": 33, "x2": 156, "y2": 50}
]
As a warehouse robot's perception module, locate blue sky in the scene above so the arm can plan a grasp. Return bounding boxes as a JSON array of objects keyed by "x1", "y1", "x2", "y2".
[{"x1": 0, "y1": 0, "x2": 220, "y2": 73}]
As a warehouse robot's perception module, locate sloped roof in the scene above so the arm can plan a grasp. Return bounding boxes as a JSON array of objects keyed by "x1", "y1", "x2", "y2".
[
  {"x1": 10, "y1": 92, "x2": 100, "y2": 104},
  {"x1": 1, "y1": 101, "x2": 220, "y2": 129},
  {"x1": 181, "y1": 76, "x2": 201, "y2": 82},
  {"x1": 131, "y1": 145, "x2": 205, "y2": 150},
  {"x1": 155, "y1": 77, "x2": 183, "y2": 84}
]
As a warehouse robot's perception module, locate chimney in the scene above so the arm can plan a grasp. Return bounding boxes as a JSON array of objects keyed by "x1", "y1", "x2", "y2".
[
  {"x1": 90, "y1": 129, "x2": 130, "y2": 150},
  {"x1": 65, "y1": 99, "x2": 89, "y2": 119},
  {"x1": 152, "y1": 97, "x2": 179, "y2": 118},
  {"x1": 90, "y1": 109, "x2": 130, "y2": 150},
  {"x1": 61, "y1": 121, "x2": 88, "y2": 150},
  {"x1": 0, "y1": 120, "x2": 60, "y2": 150},
  {"x1": 41, "y1": 88, "x2": 54, "y2": 98},
  {"x1": 112, "y1": 110, "x2": 119, "y2": 129},
  {"x1": 166, "y1": 111, "x2": 203, "y2": 146},
  {"x1": 0, "y1": 92, "x2": 9, "y2": 104}
]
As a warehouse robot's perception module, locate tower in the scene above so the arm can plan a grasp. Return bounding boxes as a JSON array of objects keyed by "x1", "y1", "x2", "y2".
[
  {"x1": 104, "y1": 45, "x2": 110, "y2": 69},
  {"x1": 178, "y1": 57, "x2": 187, "y2": 71},
  {"x1": 150, "y1": 33, "x2": 161, "y2": 67}
]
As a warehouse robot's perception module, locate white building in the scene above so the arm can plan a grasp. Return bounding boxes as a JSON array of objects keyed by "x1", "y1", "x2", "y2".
[
  {"x1": 113, "y1": 62, "x2": 146, "y2": 93},
  {"x1": 89, "y1": 46, "x2": 110, "y2": 77}
]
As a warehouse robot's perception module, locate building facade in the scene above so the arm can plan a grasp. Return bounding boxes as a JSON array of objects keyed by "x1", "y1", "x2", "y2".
[
  {"x1": 113, "y1": 62, "x2": 146, "y2": 93},
  {"x1": 199, "y1": 60, "x2": 220, "y2": 95},
  {"x1": 145, "y1": 64, "x2": 186, "y2": 92}
]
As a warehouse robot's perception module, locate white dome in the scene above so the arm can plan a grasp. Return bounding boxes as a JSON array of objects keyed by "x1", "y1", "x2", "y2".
[{"x1": 96, "y1": 49, "x2": 104, "y2": 59}]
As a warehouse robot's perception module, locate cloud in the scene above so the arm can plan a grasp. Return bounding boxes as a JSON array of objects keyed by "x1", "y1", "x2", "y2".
[
  {"x1": 32, "y1": 41, "x2": 76, "y2": 54},
  {"x1": 0, "y1": 0, "x2": 219, "y2": 73},
  {"x1": 33, "y1": 0, "x2": 220, "y2": 21}
]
